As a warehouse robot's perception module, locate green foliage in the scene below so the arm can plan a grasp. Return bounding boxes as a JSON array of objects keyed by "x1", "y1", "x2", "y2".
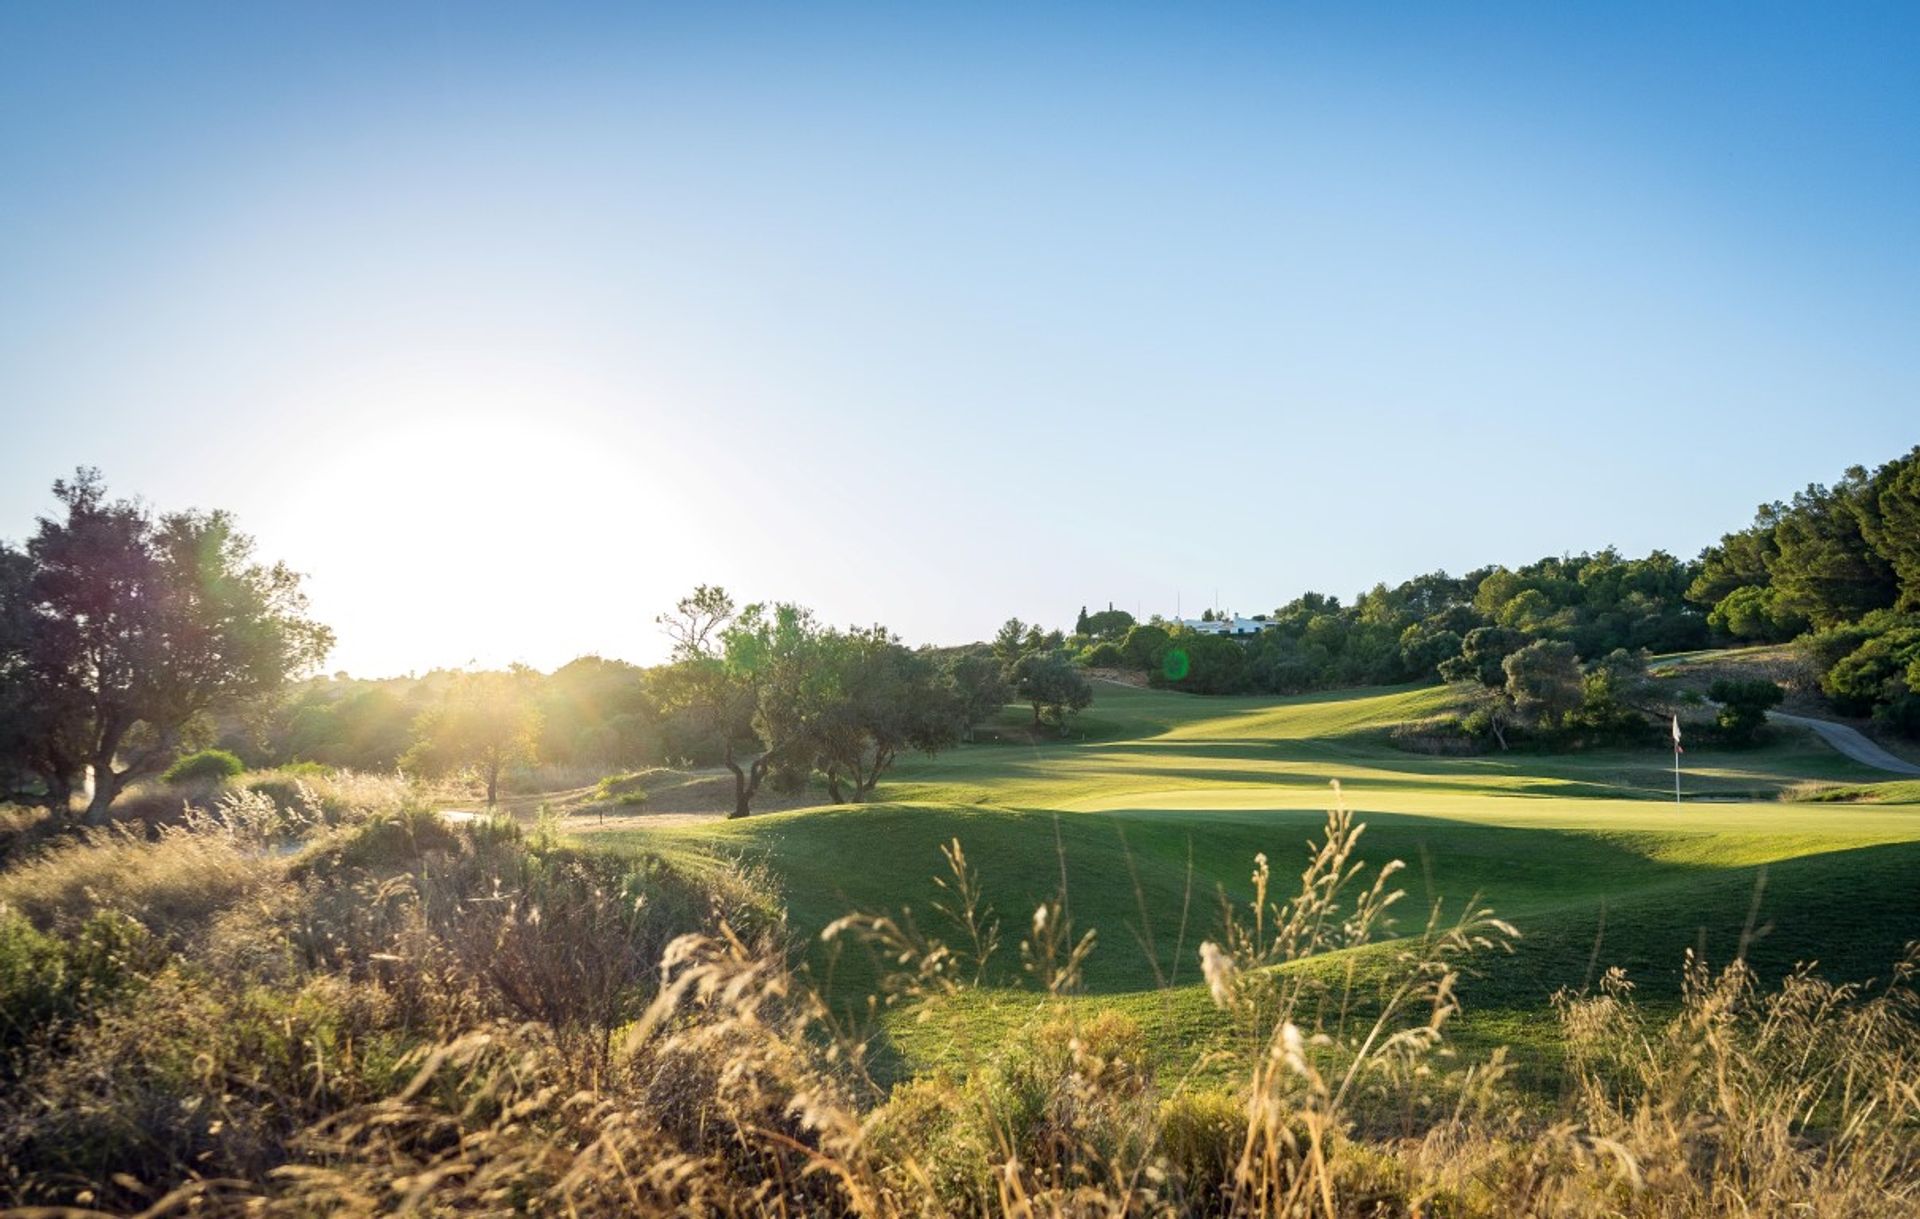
[
  {"x1": 1156, "y1": 631, "x2": 1247, "y2": 694},
  {"x1": 944, "y1": 651, "x2": 1012, "y2": 740},
  {"x1": 1686, "y1": 449, "x2": 1920, "y2": 725},
  {"x1": 1117, "y1": 623, "x2": 1171, "y2": 670},
  {"x1": 1440, "y1": 626, "x2": 1527, "y2": 687},
  {"x1": 1502, "y1": 639, "x2": 1583, "y2": 728},
  {"x1": 0, "y1": 469, "x2": 332, "y2": 822},
  {"x1": 1859, "y1": 447, "x2": 1920, "y2": 608},
  {"x1": 1709, "y1": 678, "x2": 1786, "y2": 745},
  {"x1": 1012, "y1": 649, "x2": 1095, "y2": 732},
  {"x1": 1561, "y1": 651, "x2": 1657, "y2": 746},
  {"x1": 593, "y1": 771, "x2": 652, "y2": 803},
  {"x1": 0, "y1": 908, "x2": 156, "y2": 1080},
  {"x1": 1821, "y1": 624, "x2": 1920, "y2": 730},
  {"x1": 1078, "y1": 640, "x2": 1124, "y2": 668},
  {"x1": 1708, "y1": 585, "x2": 1807, "y2": 643},
  {"x1": 868, "y1": 1009, "x2": 1153, "y2": 1212},
  {"x1": 1399, "y1": 625, "x2": 1463, "y2": 679},
  {"x1": 1082, "y1": 607, "x2": 1136, "y2": 640},
  {"x1": 403, "y1": 668, "x2": 541, "y2": 805},
  {"x1": 537, "y1": 655, "x2": 657, "y2": 767},
  {"x1": 730, "y1": 606, "x2": 965, "y2": 803},
  {"x1": 160, "y1": 748, "x2": 245, "y2": 785},
  {"x1": 1767, "y1": 471, "x2": 1900, "y2": 629}
]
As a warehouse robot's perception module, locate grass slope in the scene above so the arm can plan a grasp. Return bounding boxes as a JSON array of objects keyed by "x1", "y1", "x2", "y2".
[{"x1": 581, "y1": 682, "x2": 1920, "y2": 1081}]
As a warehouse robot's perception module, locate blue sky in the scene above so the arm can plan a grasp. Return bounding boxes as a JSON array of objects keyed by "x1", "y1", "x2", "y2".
[{"x1": 2, "y1": 3, "x2": 1916, "y2": 675}]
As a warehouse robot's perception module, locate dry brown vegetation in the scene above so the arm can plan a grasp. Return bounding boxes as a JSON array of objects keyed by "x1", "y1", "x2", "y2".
[{"x1": 0, "y1": 775, "x2": 1915, "y2": 1217}]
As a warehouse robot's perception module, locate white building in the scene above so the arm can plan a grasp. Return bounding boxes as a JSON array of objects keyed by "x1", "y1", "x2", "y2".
[{"x1": 1174, "y1": 615, "x2": 1274, "y2": 637}]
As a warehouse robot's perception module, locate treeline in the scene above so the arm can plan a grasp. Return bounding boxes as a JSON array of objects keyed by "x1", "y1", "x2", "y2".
[
  {"x1": 1068, "y1": 551, "x2": 1704, "y2": 696},
  {"x1": 1067, "y1": 446, "x2": 1920, "y2": 738},
  {"x1": 1687, "y1": 447, "x2": 1920, "y2": 734},
  {"x1": 241, "y1": 588, "x2": 1096, "y2": 816},
  {"x1": 0, "y1": 468, "x2": 1089, "y2": 821}
]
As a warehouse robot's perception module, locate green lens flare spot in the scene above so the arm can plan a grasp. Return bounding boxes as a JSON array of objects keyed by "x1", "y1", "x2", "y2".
[{"x1": 1162, "y1": 648, "x2": 1190, "y2": 681}]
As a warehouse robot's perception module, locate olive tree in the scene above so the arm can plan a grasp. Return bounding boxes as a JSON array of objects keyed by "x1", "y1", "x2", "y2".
[
  {"x1": 0, "y1": 471, "x2": 332, "y2": 822},
  {"x1": 404, "y1": 667, "x2": 542, "y2": 806}
]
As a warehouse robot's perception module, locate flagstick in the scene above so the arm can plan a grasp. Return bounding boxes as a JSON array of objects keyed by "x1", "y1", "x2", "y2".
[{"x1": 1671, "y1": 714, "x2": 1683, "y2": 805}]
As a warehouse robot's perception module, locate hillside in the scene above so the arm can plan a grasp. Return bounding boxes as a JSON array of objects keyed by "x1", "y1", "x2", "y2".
[{"x1": 578, "y1": 681, "x2": 1920, "y2": 1082}]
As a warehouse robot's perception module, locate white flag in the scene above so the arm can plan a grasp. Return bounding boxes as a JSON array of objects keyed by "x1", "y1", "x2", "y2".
[{"x1": 1671, "y1": 715, "x2": 1683, "y2": 753}]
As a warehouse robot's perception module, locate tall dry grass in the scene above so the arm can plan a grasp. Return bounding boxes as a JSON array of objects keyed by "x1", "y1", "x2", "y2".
[{"x1": 0, "y1": 780, "x2": 1915, "y2": 1216}]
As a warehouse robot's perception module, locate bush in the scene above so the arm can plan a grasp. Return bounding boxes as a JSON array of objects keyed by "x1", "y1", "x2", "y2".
[
  {"x1": 1822, "y1": 626, "x2": 1920, "y2": 721},
  {"x1": 160, "y1": 748, "x2": 244, "y2": 785},
  {"x1": 0, "y1": 908, "x2": 157, "y2": 1080},
  {"x1": 592, "y1": 771, "x2": 654, "y2": 806},
  {"x1": 1710, "y1": 678, "x2": 1786, "y2": 745},
  {"x1": 0, "y1": 824, "x2": 277, "y2": 940},
  {"x1": 1390, "y1": 717, "x2": 1485, "y2": 756},
  {"x1": 1117, "y1": 623, "x2": 1171, "y2": 670},
  {"x1": 1158, "y1": 1088, "x2": 1246, "y2": 1202},
  {"x1": 330, "y1": 805, "x2": 462, "y2": 870},
  {"x1": 1079, "y1": 640, "x2": 1124, "y2": 668}
]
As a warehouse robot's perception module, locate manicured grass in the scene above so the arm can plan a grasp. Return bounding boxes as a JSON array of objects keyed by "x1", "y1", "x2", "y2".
[{"x1": 578, "y1": 681, "x2": 1920, "y2": 1083}]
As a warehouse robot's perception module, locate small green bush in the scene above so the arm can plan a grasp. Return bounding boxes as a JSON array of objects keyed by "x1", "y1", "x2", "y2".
[
  {"x1": 1710, "y1": 678, "x2": 1786, "y2": 745},
  {"x1": 1158, "y1": 1089, "x2": 1245, "y2": 1202},
  {"x1": 1079, "y1": 641, "x2": 1124, "y2": 668},
  {"x1": 593, "y1": 771, "x2": 653, "y2": 802},
  {"x1": 161, "y1": 749, "x2": 245, "y2": 785},
  {"x1": 0, "y1": 908, "x2": 157, "y2": 1080},
  {"x1": 334, "y1": 806, "x2": 461, "y2": 870}
]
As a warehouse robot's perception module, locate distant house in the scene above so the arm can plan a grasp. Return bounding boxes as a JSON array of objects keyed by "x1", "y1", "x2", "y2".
[{"x1": 1174, "y1": 615, "x2": 1273, "y2": 637}]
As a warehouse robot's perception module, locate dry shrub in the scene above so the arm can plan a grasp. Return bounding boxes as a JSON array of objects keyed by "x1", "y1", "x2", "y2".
[
  {"x1": 0, "y1": 969, "x2": 408, "y2": 1212},
  {"x1": 0, "y1": 814, "x2": 278, "y2": 940},
  {"x1": 107, "y1": 767, "x2": 427, "y2": 834},
  {"x1": 1546, "y1": 952, "x2": 1920, "y2": 1217}
]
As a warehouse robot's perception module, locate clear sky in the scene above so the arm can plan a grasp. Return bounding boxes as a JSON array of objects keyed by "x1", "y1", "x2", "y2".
[{"x1": 2, "y1": 3, "x2": 1916, "y2": 676}]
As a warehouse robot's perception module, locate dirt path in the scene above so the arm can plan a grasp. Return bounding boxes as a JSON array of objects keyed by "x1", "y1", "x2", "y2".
[{"x1": 1768, "y1": 711, "x2": 1920, "y2": 777}]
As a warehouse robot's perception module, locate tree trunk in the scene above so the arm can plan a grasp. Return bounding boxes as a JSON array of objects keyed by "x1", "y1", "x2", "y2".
[
  {"x1": 485, "y1": 762, "x2": 499, "y2": 806},
  {"x1": 723, "y1": 740, "x2": 768, "y2": 819},
  {"x1": 84, "y1": 764, "x2": 118, "y2": 825},
  {"x1": 825, "y1": 769, "x2": 847, "y2": 804},
  {"x1": 83, "y1": 720, "x2": 128, "y2": 826},
  {"x1": 1031, "y1": 703, "x2": 1042, "y2": 728}
]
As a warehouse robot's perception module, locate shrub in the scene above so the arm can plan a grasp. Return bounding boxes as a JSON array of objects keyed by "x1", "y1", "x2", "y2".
[
  {"x1": 1709, "y1": 678, "x2": 1786, "y2": 745},
  {"x1": 1390, "y1": 717, "x2": 1484, "y2": 756},
  {"x1": 593, "y1": 770, "x2": 654, "y2": 806},
  {"x1": 1823, "y1": 625, "x2": 1920, "y2": 720},
  {"x1": 1117, "y1": 623, "x2": 1171, "y2": 670},
  {"x1": 1158, "y1": 1088, "x2": 1246, "y2": 1203},
  {"x1": 0, "y1": 908, "x2": 157, "y2": 1080},
  {"x1": 161, "y1": 748, "x2": 245, "y2": 785},
  {"x1": 1078, "y1": 640, "x2": 1124, "y2": 668},
  {"x1": 331, "y1": 805, "x2": 461, "y2": 871},
  {"x1": 0, "y1": 824, "x2": 277, "y2": 940}
]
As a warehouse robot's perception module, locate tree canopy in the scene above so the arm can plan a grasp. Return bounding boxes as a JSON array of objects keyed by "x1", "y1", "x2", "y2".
[{"x1": 0, "y1": 470, "x2": 332, "y2": 820}]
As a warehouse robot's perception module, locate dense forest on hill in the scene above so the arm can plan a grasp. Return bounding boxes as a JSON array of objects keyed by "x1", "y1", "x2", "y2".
[{"x1": 1081, "y1": 447, "x2": 1920, "y2": 739}]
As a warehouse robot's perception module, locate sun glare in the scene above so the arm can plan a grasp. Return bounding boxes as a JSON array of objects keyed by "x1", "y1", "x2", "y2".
[{"x1": 281, "y1": 407, "x2": 705, "y2": 675}]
